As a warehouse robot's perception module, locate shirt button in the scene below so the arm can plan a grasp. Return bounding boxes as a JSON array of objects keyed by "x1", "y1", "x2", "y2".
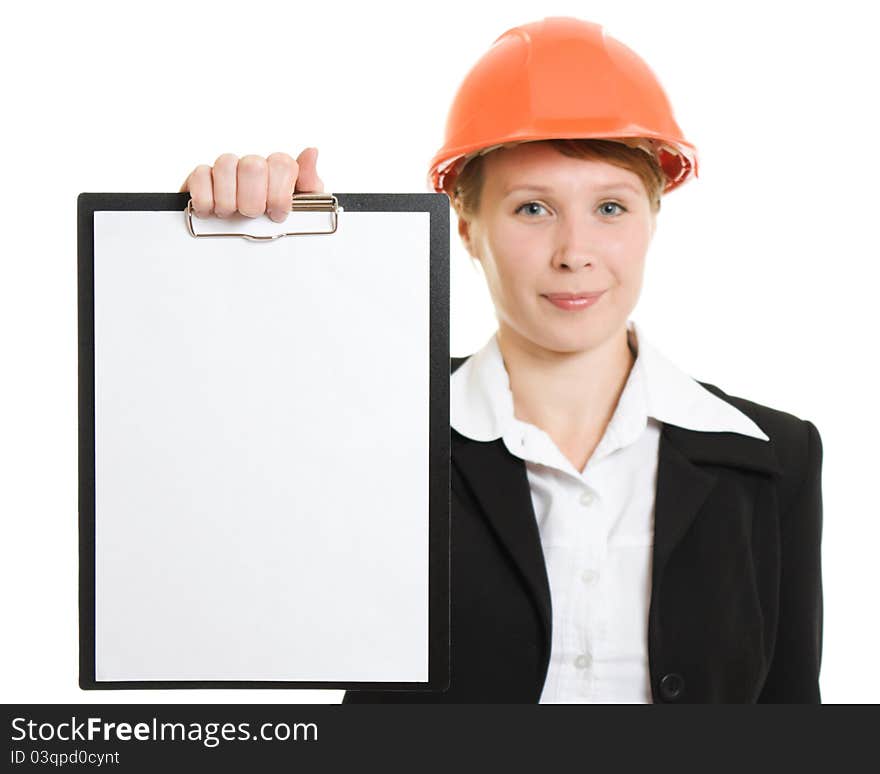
[
  {"x1": 574, "y1": 653, "x2": 592, "y2": 669},
  {"x1": 579, "y1": 490, "x2": 595, "y2": 506},
  {"x1": 581, "y1": 569, "x2": 599, "y2": 584}
]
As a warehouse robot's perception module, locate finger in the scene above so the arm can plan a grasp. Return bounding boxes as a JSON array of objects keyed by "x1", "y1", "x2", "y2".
[
  {"x1": 266, "y1": 152, "x2": 298, "y2": 222},
  {"x1": 293, "y1": 147, "x2": 324, "y2": 192},
  {"x1": 212, "y1": 153, "x2": 239, "y2": 218},
  {"x1": 184, "y1": 165, "x2": 214, "y2": 217},
  {"x1": 236, "y1": 155, "x2": 268, "y2": 218}
]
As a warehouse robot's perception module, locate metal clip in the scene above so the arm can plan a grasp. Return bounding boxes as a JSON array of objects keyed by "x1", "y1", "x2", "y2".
[{"x1": 185, "y1": 193, "x2": 342, "y2": 240}]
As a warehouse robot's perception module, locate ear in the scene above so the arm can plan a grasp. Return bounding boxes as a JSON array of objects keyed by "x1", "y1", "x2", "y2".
[{"x1": 456, "y1": 212, "x2": 478, "y2": 259}]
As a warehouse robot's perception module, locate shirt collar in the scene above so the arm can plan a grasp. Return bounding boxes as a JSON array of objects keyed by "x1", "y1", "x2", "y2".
[{"x1": 450, "y1": 318, "x2": 769, "y2": 446}]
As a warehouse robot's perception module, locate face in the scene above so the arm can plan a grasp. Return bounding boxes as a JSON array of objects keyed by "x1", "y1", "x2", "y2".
[{"x1": 459, "y1": 142, "x2": 657, "y2": 356}]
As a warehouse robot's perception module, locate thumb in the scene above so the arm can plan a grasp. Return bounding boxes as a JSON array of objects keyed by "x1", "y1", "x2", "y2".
[{"x1": 294, "y1": 146, "x2": 324, "y2": 193}]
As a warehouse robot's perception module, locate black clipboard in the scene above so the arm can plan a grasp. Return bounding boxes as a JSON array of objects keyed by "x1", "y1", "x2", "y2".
[{"x1": 77, "y1": 192, "x2": 450, "y2": 692}]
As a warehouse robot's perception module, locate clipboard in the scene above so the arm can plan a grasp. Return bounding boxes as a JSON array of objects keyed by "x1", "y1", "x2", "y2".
[{"x1": 77, "y1": 191, "x2": 450, "y2": 691}]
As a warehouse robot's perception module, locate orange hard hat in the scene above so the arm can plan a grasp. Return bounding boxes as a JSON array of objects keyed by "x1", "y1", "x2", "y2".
[{"x1": 427, "y1": 17, "x2": 699, "y2": 197}]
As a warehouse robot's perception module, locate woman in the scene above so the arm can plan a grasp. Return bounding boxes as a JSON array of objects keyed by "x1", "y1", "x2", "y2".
[{"x1": 181, "y1": 17, "x2": 824, "y2": 703}]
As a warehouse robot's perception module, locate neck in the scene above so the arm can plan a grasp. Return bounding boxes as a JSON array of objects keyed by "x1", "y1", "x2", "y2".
[{"x1": 496, "y1": 321, "x2": 636, "y2": 448}]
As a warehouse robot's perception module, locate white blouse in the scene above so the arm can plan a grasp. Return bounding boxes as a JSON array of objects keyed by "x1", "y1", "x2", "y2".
[{"x1": 449, "y1": 319, "x2": 769, "y2": 703}]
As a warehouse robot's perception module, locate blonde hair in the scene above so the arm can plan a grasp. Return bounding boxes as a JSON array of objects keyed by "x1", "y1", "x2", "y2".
[{"x1": 448, "y1": 138, "x2": 667, "y2": 220}]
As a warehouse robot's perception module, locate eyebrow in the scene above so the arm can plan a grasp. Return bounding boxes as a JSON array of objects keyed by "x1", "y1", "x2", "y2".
[{"x1": 503, "y1": 182, "x2": 643, "y2": 196}]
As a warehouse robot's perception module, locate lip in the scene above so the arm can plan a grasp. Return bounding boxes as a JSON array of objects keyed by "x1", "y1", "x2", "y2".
[
  {"x1": 541, "y1": 290, "x2": 605, "y2": 311},
  {"x1": 543, "y1": 291, "x2": 606, "y2": 300}
]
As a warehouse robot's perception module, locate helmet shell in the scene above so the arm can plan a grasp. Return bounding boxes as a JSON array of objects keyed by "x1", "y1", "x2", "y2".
[{"x1": 427, "y1": 17, "x2": 699, "y2": 196}]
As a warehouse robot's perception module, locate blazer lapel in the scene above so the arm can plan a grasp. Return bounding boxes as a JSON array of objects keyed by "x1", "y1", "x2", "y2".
[
  {"x1": 452, "y1": 431, "x2": 553, "y2": 651},
  {"x1": 653, "y1": 421, "x2": 784, "y2": 585}
]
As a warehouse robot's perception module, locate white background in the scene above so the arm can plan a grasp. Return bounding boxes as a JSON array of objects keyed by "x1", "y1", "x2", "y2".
[{"x1": 1, "y1": 0, "x2": 877, "y2": 703}]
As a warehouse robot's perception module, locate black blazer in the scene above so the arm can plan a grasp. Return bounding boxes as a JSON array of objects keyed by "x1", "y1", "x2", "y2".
[{"x1": 343, "y1": 355, "x2": 824, "y2": 703}]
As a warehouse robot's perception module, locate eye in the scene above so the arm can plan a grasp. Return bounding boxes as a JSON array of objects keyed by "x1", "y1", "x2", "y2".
[
  {"x1": 515, "y1": 201, "x2": 550, "y2": 217},
  {"x1": 599, "y1": 201, "x2": 627, "y2": 217}
]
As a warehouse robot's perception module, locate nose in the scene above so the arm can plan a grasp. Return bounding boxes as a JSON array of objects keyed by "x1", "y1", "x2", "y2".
[{"x1": 551, "y1": 215, "x2": 597, "y2": 271}]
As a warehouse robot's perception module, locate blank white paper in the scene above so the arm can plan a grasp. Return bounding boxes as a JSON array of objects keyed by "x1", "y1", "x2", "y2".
[{"x1": 92, "y1": 208, "x2": 431, "y2": 682}]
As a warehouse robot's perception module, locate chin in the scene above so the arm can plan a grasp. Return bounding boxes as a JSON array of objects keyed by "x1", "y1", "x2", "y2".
[
  {"x1": 538, "y1": 312, "x2": 628, "y2": 352},
  {"x1": 529, "y1": 328, "x2": 601, "y2": 356}
]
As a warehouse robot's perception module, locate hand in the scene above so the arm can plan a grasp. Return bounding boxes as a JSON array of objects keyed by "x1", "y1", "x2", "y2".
[{"x1": 179, "y1": 148, "x2": 324, "y2": 223}]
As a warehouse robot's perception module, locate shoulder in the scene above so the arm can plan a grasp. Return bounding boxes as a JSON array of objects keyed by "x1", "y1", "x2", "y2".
[{"x1": 696, "y1": 379, "x2": 823, "y2": 498}]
